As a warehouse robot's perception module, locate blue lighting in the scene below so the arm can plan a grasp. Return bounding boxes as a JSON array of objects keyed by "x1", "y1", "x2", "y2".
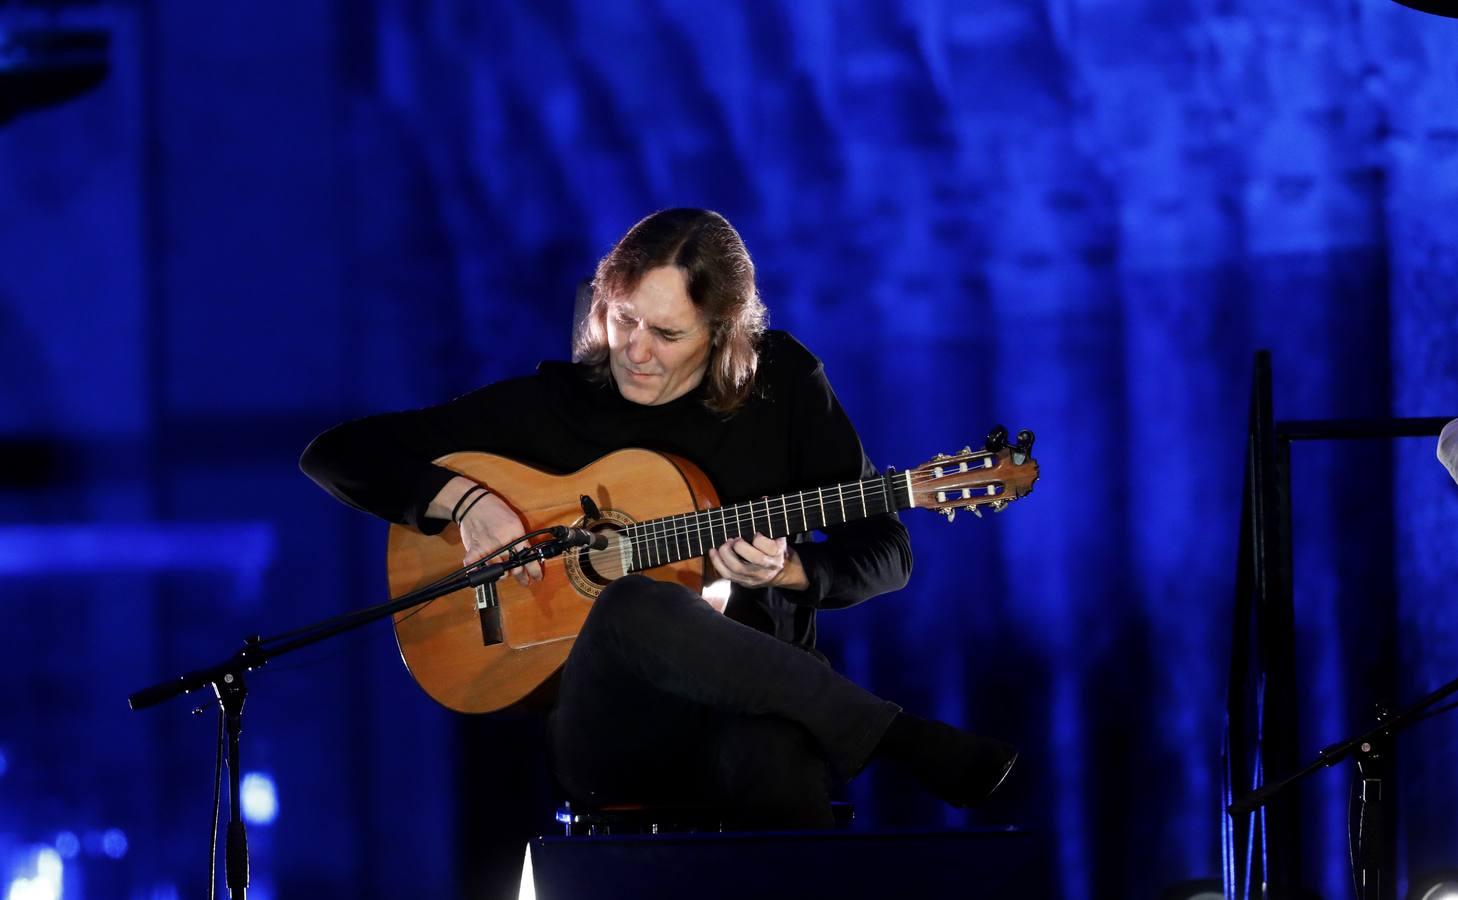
[
  {"x1": 0, "y1": 525, "x2": 276, "y2": 604},
  {"x1": 0, "y1": 748, "x2": 7, "y2": 778},
  {"x1": 241, "y1": 772, "x2": 278, "y2": 826},
  {"x1": 100, "y1": 829, "x2": 127, "y2": 860},
  {"x1": 51, "y1": 833, "x2": 78, "y2": 860}
]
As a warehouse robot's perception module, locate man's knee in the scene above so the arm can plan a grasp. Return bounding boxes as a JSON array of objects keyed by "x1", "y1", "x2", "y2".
[{"x1": 585, "y1": 574, "x2": 702, "y2": 640}]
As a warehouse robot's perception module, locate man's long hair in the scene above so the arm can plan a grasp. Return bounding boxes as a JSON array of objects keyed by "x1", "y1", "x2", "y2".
[{"x1": 574, "y1": 209, "x2": 766, "y2": 415}]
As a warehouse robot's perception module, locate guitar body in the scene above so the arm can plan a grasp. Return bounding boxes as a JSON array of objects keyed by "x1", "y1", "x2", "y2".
[{"x1": 388, "y1": 449, "x2": 719, "y2": 714}]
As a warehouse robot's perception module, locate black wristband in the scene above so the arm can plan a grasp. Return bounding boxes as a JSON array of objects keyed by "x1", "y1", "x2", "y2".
[
  {"x1": 455, "y1": 488, "x2": 492, "y2": 524},
  {"x1": 451, "y1": 486, "x2": 485, "y2": 523}
]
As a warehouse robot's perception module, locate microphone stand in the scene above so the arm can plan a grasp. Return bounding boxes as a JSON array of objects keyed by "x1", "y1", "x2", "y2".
[
  {"x1": 128, "y1": 530, "x2": 586, "y2": 899},
  {"x1": 1228, "y1": 671, "x2": 1458, "y2": 900}
]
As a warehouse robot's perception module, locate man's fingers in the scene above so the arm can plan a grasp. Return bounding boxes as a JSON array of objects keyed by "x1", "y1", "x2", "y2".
[
  {"x1": 748, "y1": 533, "x2": 784, "y2": 558},
  {"x1": 713, "y1": 544, "x2": 754, "y2": 580},
  {"x1": 708, "y1": 546, "x2": 731, "y2": 581},
  {"x1": 734, "y1": 535, "x2": 783, "y2": 569}
]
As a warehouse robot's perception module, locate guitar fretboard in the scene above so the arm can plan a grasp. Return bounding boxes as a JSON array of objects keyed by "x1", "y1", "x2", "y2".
[{"x1": 619, "y1": 471, "x2": 910, "y2": 572}]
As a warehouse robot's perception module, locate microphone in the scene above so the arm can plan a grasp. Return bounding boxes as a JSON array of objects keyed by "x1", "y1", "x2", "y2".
[{"x1": 551, "y1": 526, "x2": 609, "y2": 551}]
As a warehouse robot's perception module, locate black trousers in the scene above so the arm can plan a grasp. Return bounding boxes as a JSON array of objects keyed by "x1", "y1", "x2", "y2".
[{"x1": 547, "y1": 575, "x2": 900, "y2": 829}]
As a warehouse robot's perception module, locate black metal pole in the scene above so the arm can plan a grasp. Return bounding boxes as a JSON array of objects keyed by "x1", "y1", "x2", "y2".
[{"x1": 217, "y1": 672, "x2": 249, "y2": 899}]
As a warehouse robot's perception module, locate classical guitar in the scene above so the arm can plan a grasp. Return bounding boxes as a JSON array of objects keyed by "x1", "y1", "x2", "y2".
[{"x1": 387, "y1": 427, "x2": 1039, "y2": 714}]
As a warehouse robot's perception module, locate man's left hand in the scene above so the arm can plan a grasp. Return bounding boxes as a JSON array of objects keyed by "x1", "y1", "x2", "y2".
[{"x1": 709, "y1": 533, "x2": 808, "y2": 590}]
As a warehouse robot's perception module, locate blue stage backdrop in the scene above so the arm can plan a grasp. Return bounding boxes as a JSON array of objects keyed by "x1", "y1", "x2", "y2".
[{"x1": 2, "y1": 2, "x2": 1455, "y2": 898}]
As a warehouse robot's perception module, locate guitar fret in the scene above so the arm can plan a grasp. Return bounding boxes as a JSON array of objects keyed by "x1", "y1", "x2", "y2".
[
  {"x1": 903, "y1": 470, "x2": 914, "y2": 510},
  {"x1": 816, "y1": 488, "x2": 826, "y2": 529},
  {"x1": 836, "y1": 484, "x2": 846, "y2": 524},
  {"x1": 858, "y1": 481, "x2": 867, "y2": 518},
  {"x1": 780, "y1": 495, "x2": 789, "y2": 536},
  {"x1": 677, "y1": 514, "x2": 691, "y2": 561}
]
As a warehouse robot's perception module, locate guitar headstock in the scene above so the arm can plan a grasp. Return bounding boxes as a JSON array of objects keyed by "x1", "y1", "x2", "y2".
[{"x1": 908, "y1": 425, "x2": 1039, "y2": 522}]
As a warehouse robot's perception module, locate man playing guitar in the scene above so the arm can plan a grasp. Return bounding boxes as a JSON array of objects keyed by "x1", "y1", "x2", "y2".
[{"x1": 301, "y1": 208, "x2": 1017, "y2": 827}]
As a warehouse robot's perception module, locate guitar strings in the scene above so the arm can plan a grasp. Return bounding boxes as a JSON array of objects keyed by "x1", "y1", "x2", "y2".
[
  {"x1": 523, "y1": 474, "x2": 988, "y2": 575},
  {"x1": 461, "y1": 462, "x2": 1022, "y2": 578},
  {"x1": 624, "y1": 476, "x2": 995, "y2": 544},
  {"x1": 618, "y1": 468, "x2": 1003, "y2": 546},
  {"x1": 503, "y1": 481, "x2": 902, "y2": 575},
  {"x1": 627, "y1": 466, "x2": 994, "y2": 533}
]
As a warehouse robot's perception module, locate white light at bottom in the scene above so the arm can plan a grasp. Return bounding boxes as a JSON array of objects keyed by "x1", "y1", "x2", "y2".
[
  {"x1": 517, "y1": 843, "x2": 535, "y2": 900},
  {"x1": 5, "y1": 847, "x2": 63, "y2": 900}
]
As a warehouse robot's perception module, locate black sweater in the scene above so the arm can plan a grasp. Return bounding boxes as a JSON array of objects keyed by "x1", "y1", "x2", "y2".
[{"x1": 299, "y1": 330, "x2": 912, "y2": 649}]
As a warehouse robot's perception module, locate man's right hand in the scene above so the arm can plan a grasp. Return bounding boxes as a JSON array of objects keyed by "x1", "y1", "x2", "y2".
[
  {"x1": 459, "y1": 491, "x2": 543, "y2": 586},
  {"x1": 429, "y1": 475, "x2": 542, "y2": 586}
]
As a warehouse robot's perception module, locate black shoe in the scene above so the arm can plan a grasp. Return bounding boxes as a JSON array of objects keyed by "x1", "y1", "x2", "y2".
[{"x1": 874, "y1": 712, "x2": 1018, "y2": 808}]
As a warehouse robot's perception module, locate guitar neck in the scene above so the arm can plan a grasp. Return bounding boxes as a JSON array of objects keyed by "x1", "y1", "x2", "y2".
[{"x1": 620, "y1": 470, "x2": 912, "y2": 573}]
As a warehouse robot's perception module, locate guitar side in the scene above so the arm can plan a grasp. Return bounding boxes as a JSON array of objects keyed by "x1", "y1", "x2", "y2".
[{"x1": 387, "y1": 448, "x2": 719, "y2": 714}]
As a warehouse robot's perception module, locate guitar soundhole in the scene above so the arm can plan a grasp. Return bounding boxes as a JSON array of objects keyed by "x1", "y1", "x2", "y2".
[
  {"x1": 574, "y1": 534, "x2": 619, "y2": 585},
  {"x1": 562, "y1": 511, "x2": 634, "y2": 599}
]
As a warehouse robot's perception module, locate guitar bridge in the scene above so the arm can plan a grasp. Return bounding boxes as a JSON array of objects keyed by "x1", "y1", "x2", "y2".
[{"x1": 475, "y1": 582, "x2": 503, "y2": 646}]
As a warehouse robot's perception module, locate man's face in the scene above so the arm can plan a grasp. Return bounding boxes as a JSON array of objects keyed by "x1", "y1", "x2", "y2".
[{"x1": 605, "y1": 266, "x2": 713, "y2": 406}]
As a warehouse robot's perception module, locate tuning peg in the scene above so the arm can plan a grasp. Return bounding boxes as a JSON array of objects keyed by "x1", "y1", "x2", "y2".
[
  {"x1": 970, "y1": 506, "x2": 982, "y2": 518},
  {"x1": 931, "y1": 452, "x2": 952, "y2": 463},
  {"x1": 1012, "y1": 429, "x2": 1035, "y2": 465},
  {"x1": 940, "y1": 508, "x2": 956, "y2": 523},
  {"x1": 985, "y1": 425, "x2": 1008, "y2": 452},
  {"x1": 991, "y1": 500, "x2": 1008, "y2": 513},
  {"x1": 960, "y1": 445, "x2": 972, "y2": 455}
]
